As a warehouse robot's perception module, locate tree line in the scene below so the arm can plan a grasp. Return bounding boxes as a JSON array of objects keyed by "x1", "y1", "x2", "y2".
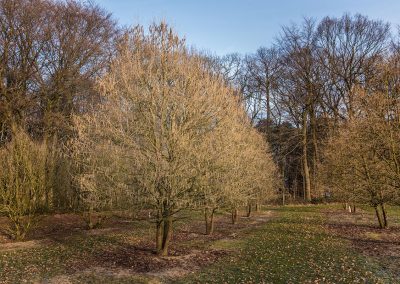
[{"x1": 213, "y1": 14, "x2": 400, "y2": 227}]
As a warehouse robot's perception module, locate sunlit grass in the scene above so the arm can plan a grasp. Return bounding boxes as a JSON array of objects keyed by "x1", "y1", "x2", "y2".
[
  {"x1": 180, "y1": 205, "x2": 398, "y2": 284},
  {"x1": 1, "y1": 205, "x2": 399, "y2": 283}
]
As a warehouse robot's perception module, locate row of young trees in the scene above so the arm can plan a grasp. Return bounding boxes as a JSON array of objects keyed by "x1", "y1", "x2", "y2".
[
  {"x1": 72, "y1": 23, "x2": 277, "y2": 255},
  {"x1": 0, "y1": 0, "x2": 277, "y2": 256},
  {"x1": 213, "y1": 14, "x2": 400, "y2": 226}
]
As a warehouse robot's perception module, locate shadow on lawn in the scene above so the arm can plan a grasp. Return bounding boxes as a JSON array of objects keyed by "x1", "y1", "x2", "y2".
[{"x1": 322, "y1": 207, "x2": 400, "y2": 278}]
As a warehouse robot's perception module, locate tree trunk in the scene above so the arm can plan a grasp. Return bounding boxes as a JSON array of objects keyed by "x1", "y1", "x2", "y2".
[
  {"x1": 231, "y1": 208, "x2": 238, "y2": 224},
  {"x1": 156, "y1": 220, "x2": 163, "y2": 253},
  {"x1": 204, "y1": 208, "x2": 209, "y2": 234},
  {"x1": 302, "y1": 110, "x2": 312, "y2": 202},
  {"x1": 281, "y1": 159, "x2": 286, "y2": 205},
  {"x1": 209, "y1": 209, "x2": 215, "y2": 235},
  {"x1": 266, "y1": 79, "x2": 271, "y2": 122},
  {"x1": 374, "y1": 205, "x2": 384, "y2": 229},
  {"x1": 45, "y1": 190, "x2": 50, "y2": 211},
  {"x1": 204, "y1": 208, "x2": 215, "y2": 235},
  {"x1": 85, "y1": 209, "x2": 96, "y2": 230},
  {"x1": 293, "y1": 172, "x2": 297, "y2": 200},
  {"x1": 14, "y1": 222, "x2": 23, "y2": 241},
  {"x1": 309, "y1": 105, "x2": 319, "y2": 197},
  {"x1": 160, "y1": 216, "x2": 172, "y2": 256},
  {"x1": 255, "y1": 202, "x2": 259, "y2": 212},
  {"x1": 246, "y1": 203, "x2": 252, "y2": 217},
  {"x1": 381, "y1": 203, "x2": 388, "y2": 228}
]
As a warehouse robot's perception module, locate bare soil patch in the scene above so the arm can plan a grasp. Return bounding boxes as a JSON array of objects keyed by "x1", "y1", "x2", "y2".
[{"x1": 0, "y1": 238, "x2": 54, "y2": 252}]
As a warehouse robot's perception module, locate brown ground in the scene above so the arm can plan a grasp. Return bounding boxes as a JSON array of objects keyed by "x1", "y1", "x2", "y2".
[
  {"x1": 0, "y1": 210, "x2": 274, "y2": 283},
  {"x1": 2, "y1": 207, "x2": 398, "y2": 282}
]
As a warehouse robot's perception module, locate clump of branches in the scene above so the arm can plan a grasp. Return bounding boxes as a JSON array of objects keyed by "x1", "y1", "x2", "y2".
[{"x1": 0, "y1": 126, "x2": 55, "y2": 240}]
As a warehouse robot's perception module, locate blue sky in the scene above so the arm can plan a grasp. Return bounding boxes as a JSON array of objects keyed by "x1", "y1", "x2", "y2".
[{"x1": 95, "y1": 0, "x2": 400, "y2": 55}]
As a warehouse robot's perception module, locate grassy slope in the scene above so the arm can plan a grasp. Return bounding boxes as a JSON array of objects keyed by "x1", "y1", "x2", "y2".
[{"x1": 180, "y1": 206, "x2": 399, "y2": 284}]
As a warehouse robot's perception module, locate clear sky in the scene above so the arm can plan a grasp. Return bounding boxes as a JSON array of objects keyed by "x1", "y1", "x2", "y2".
[{"x1": 95, "y1": 0, "x2": 400, "y2": 56}]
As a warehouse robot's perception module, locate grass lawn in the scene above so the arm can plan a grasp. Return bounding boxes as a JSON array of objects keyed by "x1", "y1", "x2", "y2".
[
  {"x1": 181, "y1": 205, "x2": 399, "y2": 283},
  {"x1": 0, "y1": 205, "x2": 399, "y2": 283}
]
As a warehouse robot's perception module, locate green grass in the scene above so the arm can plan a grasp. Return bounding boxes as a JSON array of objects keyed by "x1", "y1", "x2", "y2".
[
  {"x1": 0, "y1": 234, "x2": 121, "y2": 283},
  {"x1": 357, "y1": 204, "x2": 400, "y2": 212},
  {"x1": 179, "y1": 206, "x2": 398, "y2": 284},
  {"x1": 1, "y1": 205, "x2": 399, "y2": 283},
  {"x1": 0, "y1": 218, "x2": 163, "y2": 283}
]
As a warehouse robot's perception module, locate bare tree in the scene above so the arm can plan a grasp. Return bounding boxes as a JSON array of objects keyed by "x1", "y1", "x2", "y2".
[
  {"x1": 316, "y1": 14, "x2": 390, "y2": 121},
  {"x1": 275, "y1": 18, "x2": 322, "y2": 201},
  {"x1": 245, "y1": 47, "x2": 281, "y2": 124},
  {"x1": 0, "y1": 0, "x2": 118, "y2": 142}
]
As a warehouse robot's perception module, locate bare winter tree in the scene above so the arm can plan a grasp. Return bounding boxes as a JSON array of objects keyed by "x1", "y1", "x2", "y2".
[
  {"x1": 316, "y1": 14, "x2": 390, "y2": 121},
  {"x1": 0, "y1": 0, "x2": 118, "y2": 141},
  {"x1": 275, "y1": 18, "x2": 323, "y2": 201},
  {"x1": 244, "y1": 47, "x2": 281, "y2": 124}
]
